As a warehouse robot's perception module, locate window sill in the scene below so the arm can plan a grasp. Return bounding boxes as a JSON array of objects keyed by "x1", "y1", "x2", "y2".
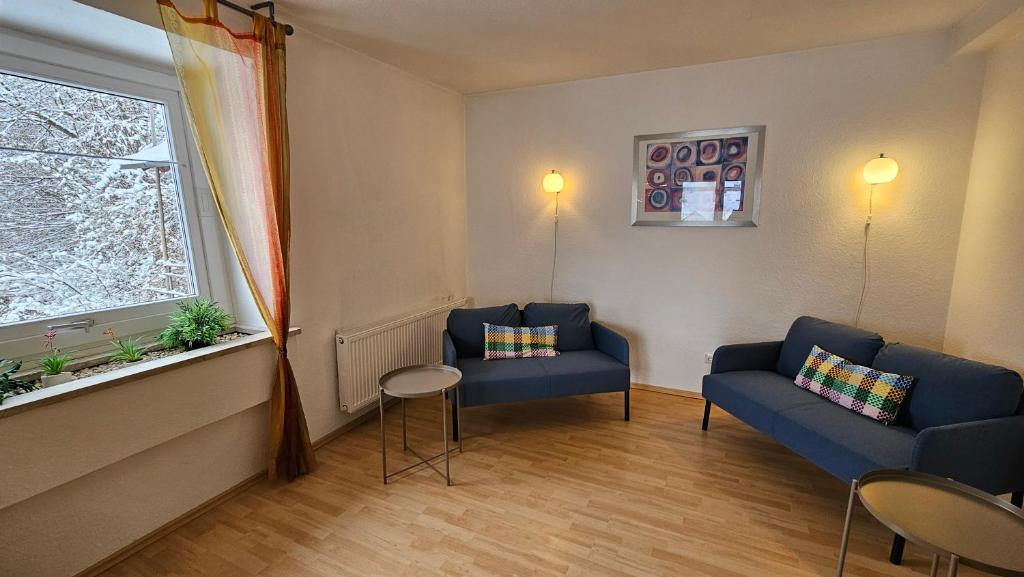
[{"x1": 0, "y1": 327, "x2": 300, "y2": 421}]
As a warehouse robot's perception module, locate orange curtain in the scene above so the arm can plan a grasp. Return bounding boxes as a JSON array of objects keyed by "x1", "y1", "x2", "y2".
[{"x1": 158, "y1": 0, "x2": 315, "y2": 480}]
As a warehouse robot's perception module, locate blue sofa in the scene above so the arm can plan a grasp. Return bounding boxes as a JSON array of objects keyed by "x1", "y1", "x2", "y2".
[
  {"x1": 702, "y1": 316, "x2": 1024, "y2": 563},
  {"x1": 442, "y1": 303, "x2": 630, "y2": 440}
]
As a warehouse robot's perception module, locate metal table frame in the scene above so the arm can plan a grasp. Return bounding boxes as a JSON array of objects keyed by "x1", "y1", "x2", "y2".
[
  {"x1": 378, "y1": 364, "x2": 463, "y2": 486},
  {"x1": 836, "y1": 469, "x2": 1024, "y2": 577}
]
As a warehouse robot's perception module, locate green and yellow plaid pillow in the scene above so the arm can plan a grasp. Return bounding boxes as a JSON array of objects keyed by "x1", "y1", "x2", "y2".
[
  {"x1": 795, "y1": 345, "x2": 914, "y2": 424},
  {"x1": 483, "y1": 323, "x2": 559, "y2": 360}
]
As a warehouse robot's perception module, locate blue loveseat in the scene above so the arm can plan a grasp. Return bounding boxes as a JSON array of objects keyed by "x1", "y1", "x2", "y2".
[
  {"x1": 701, "y1": 316, "x2": 1024, "y2": 563},
  {"x1": 442, "y1": 303, "x2": 630, "y2": 440}
]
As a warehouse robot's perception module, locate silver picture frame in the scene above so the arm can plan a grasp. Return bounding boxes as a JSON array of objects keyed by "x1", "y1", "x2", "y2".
[{"x1": 631, "y1": 125, "x2": 765, "y2": 227}]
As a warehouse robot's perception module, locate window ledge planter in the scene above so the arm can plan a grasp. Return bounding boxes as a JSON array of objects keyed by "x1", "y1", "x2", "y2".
[
  {"x1": 40, "y1": 372, "x2": 74, "y2": 388},
  {"x1": 0, "y1": 327, "x2": 299, "y2": 420}
]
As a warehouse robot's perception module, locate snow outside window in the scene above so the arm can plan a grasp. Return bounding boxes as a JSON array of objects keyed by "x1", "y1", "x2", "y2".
[{"x1": 0, "y1": 71, "x2": 198, "y2": 326}]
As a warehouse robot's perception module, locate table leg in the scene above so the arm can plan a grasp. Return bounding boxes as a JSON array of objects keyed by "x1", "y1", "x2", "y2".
[
  {"x1": 456, "y1": 384, "x2": 463, "y2": 454},
  {"x1": 379, "y1": 390, "x2": 387, "y2": 485},
  {"x1": 929, "y1": 555, "x2": 939, "y2": 577},
  {"x1": 835, "y1": 479, "x2": 859, "y2": 577},
  {"x1": 442, "y1": 389, "x2": 451, "y2": 486},
  {"x1": 402, "y1": 398, "x2": 407, "y2": 452},
  {"x1": 947, "y1": 555, "x2": 959, "y2": 577}
]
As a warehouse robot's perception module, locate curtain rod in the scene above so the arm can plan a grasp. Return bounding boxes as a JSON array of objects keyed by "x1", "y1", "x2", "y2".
[{"x1": 217, "y1": 0, "x2": 295, "y2": 35}]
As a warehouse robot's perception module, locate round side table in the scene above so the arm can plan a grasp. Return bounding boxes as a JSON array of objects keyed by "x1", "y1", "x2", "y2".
[
  {"x1": 835, "y1": 469, "x2": 1024, "y2": 577},
  {"x1": 378, "y1": 364, "x2": 462, "y2": 486}
]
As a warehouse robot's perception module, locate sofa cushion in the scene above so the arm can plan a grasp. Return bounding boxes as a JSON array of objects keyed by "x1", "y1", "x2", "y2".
[
  {"x1": 776, "y1": 316, "x2": 885, "y2": 379},
  {"x1": 772, "y1": 401, "x2": 918, "y2": 482},
  {"x1": 447, "y1": 304, "x2": 520, "y2": 358},
  {"x1": 522, "y1": 302, "x2": 594, "y2": 351},
  {"x1": 701, "y1": 370, "x2": 823, "y2": 435},
  {"x1": 872, "y1": 343, "x2": 1024, "y2": 430},
  {"x1": 456, "y1": 357, "x2": 548, "y2": 406},
  {"x1": 537, "y1": 350, "x2": 629, "y2": 397},
  {"x1": 483, "y1": 323, "x2": 558, "y2": 360},
  {"x1": 795, "y1": 345, "x2": 914, "y2": 425}
]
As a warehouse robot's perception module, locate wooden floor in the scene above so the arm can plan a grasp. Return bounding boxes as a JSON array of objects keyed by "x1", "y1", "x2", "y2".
[{"x1": 103, "y1": 390, "x2": 985, "y2": 577}]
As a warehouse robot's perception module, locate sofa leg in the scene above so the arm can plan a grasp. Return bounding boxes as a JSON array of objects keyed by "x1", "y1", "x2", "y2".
[
  {"x1": 889, "y1": 534, "x2": 905, "y2": 565},
  {"x1": 701, "y1": 400, "x2": 711, "y2": 431},
  {"x1": 624, "y1": 389, "x2": 630, "y2": 421},
  {"x1": 1012, "y1": 491, "x2": 1023, "y2": 508}
]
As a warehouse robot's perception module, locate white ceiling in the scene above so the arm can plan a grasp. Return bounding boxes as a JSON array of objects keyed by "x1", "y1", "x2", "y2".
[{"x1": 277, "y1": 0, "x2": 985, "y2": 94}]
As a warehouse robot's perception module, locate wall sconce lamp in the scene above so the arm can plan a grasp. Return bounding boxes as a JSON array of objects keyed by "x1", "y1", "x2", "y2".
[
  {"x1": 542, "y1": 169, "x2": 564, "y2": 194},
  {"x1": 543, "y1": 170, "x2": 564, "y2": 301},
  {"x1": 862, "y1": 153, "x2": 899, "y2": 185},
  {"x1": 855, "y1": 153, "x2": 899, "y2": 327}
]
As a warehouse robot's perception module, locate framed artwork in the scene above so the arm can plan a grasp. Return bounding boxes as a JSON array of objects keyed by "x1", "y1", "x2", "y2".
[{"x1": 631, "y1": 125, "x2": 765, "y2": 227}]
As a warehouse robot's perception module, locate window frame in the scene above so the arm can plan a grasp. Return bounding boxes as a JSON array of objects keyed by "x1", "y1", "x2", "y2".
[{"x1": 0, "y1": 33, "x2": 231, "y2": 361}]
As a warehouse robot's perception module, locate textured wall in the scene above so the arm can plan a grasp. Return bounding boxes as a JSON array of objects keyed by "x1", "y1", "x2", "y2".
[
  {"x1": 944, "y1": 32, "x2": 1024, "y2": 372},
  {"x1": 465, "y1": 32, "x2": 985, "y2": 391},
  {"x1": 0, "y1": 4, "x2": 466, "y2": 575},
  {"x1": 286, "y1": 28, "x2": 466, "y2": 441}
]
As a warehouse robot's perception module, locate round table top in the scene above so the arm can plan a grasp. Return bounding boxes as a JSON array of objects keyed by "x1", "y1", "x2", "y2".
[
  {"x1": 857, "y1": 470, "x2": 1024, "y2": 576},
  {"x1": 378, "y1": 364, "x2": 462, "y2": 399}
]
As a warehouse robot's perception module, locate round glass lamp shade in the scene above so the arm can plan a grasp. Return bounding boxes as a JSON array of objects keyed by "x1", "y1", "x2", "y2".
[
  {"x1": 863, "y1": 155, "x2": 899, "y2": 184},
  {"x1": 542, "y1": 170, "x2": 564, "y2": 193}
]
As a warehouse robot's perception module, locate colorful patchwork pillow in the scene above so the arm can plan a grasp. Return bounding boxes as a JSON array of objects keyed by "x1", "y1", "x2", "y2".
[
  {"x1": 483, "y1": 323, "x2": 558, "y2": 360},
  {"x1": 795, "y1": 345, "x2": 914, "y2": 425}
]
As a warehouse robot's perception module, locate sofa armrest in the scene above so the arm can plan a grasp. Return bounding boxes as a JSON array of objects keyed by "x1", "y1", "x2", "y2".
[
  {"x1": 442, "y1": 330, "x2": 458, "y2": 369},
  {"x1": 710, "y1": 341, "x2": 783, "y2": 374},
  {"x1": 592, "y1": 322, "x2": 629, "y2": 366},
  {"x1": 912, "y1": 415, "x2": 1024, "y2": 495}
]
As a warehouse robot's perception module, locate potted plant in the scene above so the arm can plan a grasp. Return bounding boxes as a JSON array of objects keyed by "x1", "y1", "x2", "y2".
[
  {"x1": 104, "y1": 328, "x2": 147, "y2": 363},
  {"x1": 158, "y1": 298, "x2": 233, "y2": 351},
  {"x1": 38, "y1": 330, "x2": 74, "y2": 387},
  {"x1": 1, "y1": 359, "x2": 35, "y2": 404}
]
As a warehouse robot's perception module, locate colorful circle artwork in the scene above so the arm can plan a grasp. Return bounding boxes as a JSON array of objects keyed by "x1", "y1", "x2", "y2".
[
  {"x1": 698, "y1": 140, "x2": 722, "y2": 164},
  {"x1": 670, "y1": 189, "x2": 683, "y2": 211},
  {"x1": 672, "y1": 143, "x2": 696, "y2": 166},
  {"x1": 699, "y1": 166, "x2": 721, "y2": 182},
  {"x1": 723, "y1": 163, "x2": 745, "y2": 182},
  {"x1": 724, "y1": 138, "x2": 748, "y2": 162},
  {"x1": 647, "y1": 143, "x2": 671, "y2": 168},
  {"x1": 647, "y1": 168, "x2": 669, "y2": 187},
  {"x1": 673, "y1": 167, "x2": 693, "y2": 186},
  {"x1": 648, "y1": 187, "x2": 670, "y2": 210}
]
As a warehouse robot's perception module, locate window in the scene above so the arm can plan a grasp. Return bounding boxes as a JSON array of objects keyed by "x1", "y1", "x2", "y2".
[
  {"x1": 0, "y1": 71, "x2": 197, "y2": 324},
  {"x1": 0, "y1": 37, "x2": 228, "y2": 360}
]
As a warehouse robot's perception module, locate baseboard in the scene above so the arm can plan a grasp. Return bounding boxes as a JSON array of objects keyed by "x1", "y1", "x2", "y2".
[
  {"x1": 632, "y1": 382, "x2": 704, "y2": 400},
  {"x1": 76, "y1": 403, "x2": 389, "y2": 577},
  {"x1": 74, "y1": 470, "x2": 266, "y2": 577}
]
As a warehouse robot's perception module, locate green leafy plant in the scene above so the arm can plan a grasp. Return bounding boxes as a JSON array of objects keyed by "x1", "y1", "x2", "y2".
[
  {"x1": 158, "y1": 298, "x2": 233, "y2": 351},
  {"x1": 104, "y1": 329, "x2": 147, "y2": 363},
  {"x1": 39, "y1": 329, "x2": 72, "y2": 376},
  {"x1": 40, "y1": 351, "x2": 72, "y2": 375},
  {"x1": 1, "y1": 359, "x2": 35, "y2": 403}
]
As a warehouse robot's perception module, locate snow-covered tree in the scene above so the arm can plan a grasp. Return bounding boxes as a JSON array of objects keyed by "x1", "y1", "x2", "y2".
[{"x1": 0, "y1": 72, "x2": 194, "y2": 325}]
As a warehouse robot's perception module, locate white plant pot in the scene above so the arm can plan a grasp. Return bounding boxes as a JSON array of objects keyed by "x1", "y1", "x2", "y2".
[{"x1": 40, "y1": 372, "x2": 74, "y2": 388}]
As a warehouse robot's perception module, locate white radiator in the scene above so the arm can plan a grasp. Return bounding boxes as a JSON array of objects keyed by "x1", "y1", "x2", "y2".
[{"x1": 335, "y1": 298, "x2": 468, "y2": 413}]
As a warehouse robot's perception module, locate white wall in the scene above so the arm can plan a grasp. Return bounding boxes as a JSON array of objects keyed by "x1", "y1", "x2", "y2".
[
  {"x1": 944, "y1": 31, "x2": 1024, "y2": 372},
  {"x1": 0, "y1": 2, "x2": 466, "y2": 575},
  {"x1": 286, "y1": 29, "x2": 466, "y2": 441},
  {"x1": 0, "y1": 345, "x2": 275, "y2": 576},
  {"x1": 465, "y1": 32, "x2": 985, "y2": 391}
]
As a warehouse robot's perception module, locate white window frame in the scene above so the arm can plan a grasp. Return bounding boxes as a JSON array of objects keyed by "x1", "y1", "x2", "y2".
[{"x1": 0, "y1": 32, "x2": 235, "y2": 361}]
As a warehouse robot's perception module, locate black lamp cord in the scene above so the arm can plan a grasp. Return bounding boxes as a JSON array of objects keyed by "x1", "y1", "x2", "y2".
[{"x1": 854, "y1": 184, "x2": 874, "y2": 327}]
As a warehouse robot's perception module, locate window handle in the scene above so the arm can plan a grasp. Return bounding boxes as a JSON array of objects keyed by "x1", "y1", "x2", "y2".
[{"x1": 46, "y1": 319, "x2": 95, "y2": 333}]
